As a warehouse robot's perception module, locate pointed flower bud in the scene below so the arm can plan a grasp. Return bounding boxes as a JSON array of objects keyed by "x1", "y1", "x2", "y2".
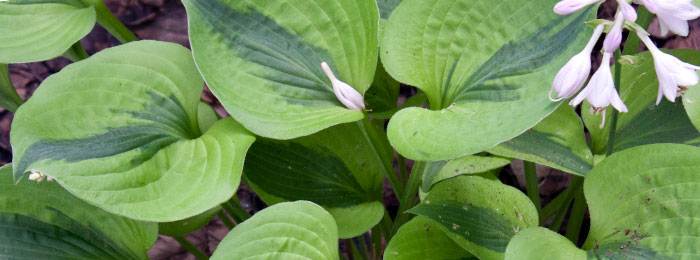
[
  {"x1": 321, "y1": 62, "x2": 365, "y2": 111},
  {"x1": 603, "y1": 13, "x2": 625, "y2": 53},
  {"x1": 551, "y1": 24, "x2": 606, "y2": 101},
  {"x1": 570, "y1": 52, "x2": 629, "y2": 117},
  {"x1": 637, "y1": 30, "x2": 700, "y2": 104},
  {"x1": 617, "y1": 0, "x2": 638, "y2": 22},
  {"x1": 554, "y1": 0, "x2": 603, "y2": 15},
  {"x1": 638, "y1": 0, "x2": 700, "y2": 36}
]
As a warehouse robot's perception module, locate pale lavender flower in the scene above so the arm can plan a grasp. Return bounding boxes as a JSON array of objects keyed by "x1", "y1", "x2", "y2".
[
  {"x1": 636, "y1": 0, "x2": 700, "y2": 36},
  {"x1": 570, "y1": 52, "x2": 628, "y2": 124},
  {"x1": 603, "y1": 13, "x2": 625, "y2": 53},
  {"x1": 554, "y1": 0, "x2": 603, "y2": 15},
  {"x1": 321, "y1": 62, "x2": 365, "y2": 111},
  {"x1": 551, "y1": 24, "x2": 606, "y2": 101},
  {"x1": 637, "y1": 30, "x2": 700, "y2": 104},
  {"x1": 618, "y1": 0, "x2": 638, "y2": 21}
]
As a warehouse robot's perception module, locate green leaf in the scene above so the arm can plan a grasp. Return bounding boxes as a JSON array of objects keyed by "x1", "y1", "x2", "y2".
[
  {"x1": 683, "y1": 70, "x2": 700, "y2": 133},
  {"x1": 0, "y1": 0, "x2": 95, "y2": 63},
  {"x1": 382, "y1": 0, "x2": 596, "y2": 160},
  {"x1": 244, "y1": 122, "x2": 384, "y2": 238},
  {"x1": 582, "y1": 143, "x2": 700, "y2": 259},
  {"x1": 0, "y1": 64, "x2": 23, "y2": 112},
  {"x1": 409, "y1": 175, "x2": 538, "y2": 260},
  {"x1": 183, "y1": 0, "x2": 379, "y2": 140},
  {"x1": 211, "y1": 201, "x2": 339, "y2": 260},
  {"x1": 158, "y1": 206, "x2": 221, "y2": 237},
  {"x1": 421, "y1": 155, "x2": 512, "y2": 192},
  {"x1": 11, "y1": 40, "x2": 256, "y2": 222},
  {"x1": 584, "y1": 50, "x2": 700, "y2": 154},
  {"x1": 489, "y1": 105, "x2": 593, "y2": 176},
  {"x1": 385, "y1": 216, "x2": 474, "y2": 260},
  {"x1": 0, "y1": 164, "x2": 157, "y2": 259},
  {"x1": 505, "y1": 227, "x2": 586, "y2": 260},
  {"x1": 366, "y1": 60, "x2": 400, "y2": 115}
]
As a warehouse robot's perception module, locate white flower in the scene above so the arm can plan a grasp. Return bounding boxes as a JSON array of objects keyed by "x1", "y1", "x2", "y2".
[
  {"x1": 636, "y1": 0, "x2": 700, "y2": 36},
  {"x1": 321, "y1": 62, "x2": 365, "y2": 111},
  {"x1": 637, "y1": 30, "x2": 700, "y2": 104},
  {"x1": 551, "y1": 24, "x2": 606, "y2": 101},
  {"x1": 603, "y1": 13, "x2": 625, "y2": 53},
  {"x1": 570, "y1": 52, "x2": 629, "y2": 114},
  {"x1": 554, "y1": 0, "x2": 603, "y2": 15}
]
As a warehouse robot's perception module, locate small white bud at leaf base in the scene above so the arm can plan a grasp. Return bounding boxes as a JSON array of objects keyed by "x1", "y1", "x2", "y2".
[
  {"x1": 28, "y1": 170, "x2": 46, "y2": 182},
  {"x1": 617, "y1": 0, "x2": 638, "y2": 22},
  {"x1": 550, "y1": 24, "x2": 605, "y2": 101},
  {"x1": 603, "y1": 13, "x2": 625, "y2": 53},
  {"x1": 554, "y1": 0, "x2": 603, "y2": 15},
  {"x1": 637, "y1": 0, "x2": 700, "y2": 36},
  {"x1": 28, "y1": 172, "x2": 41, "y2": 181},
  {"x1": 637, "y1": 30, "x2": 700, "y2": 104},
  {"x1": 570, "y1": 52, "x2": 629, "y2": 114},
  {"x1": 321, "y1": 62, "x2": 365, "y2": 111}
]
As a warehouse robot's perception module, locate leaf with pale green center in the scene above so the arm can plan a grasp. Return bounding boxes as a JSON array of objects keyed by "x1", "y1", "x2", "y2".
[
  {"x1": 0, "y1": 0, "x2": 95, "y2": 63},
  {"x1": 506, "y1": 144, "x2": 700, "y2": 259},
  {"x1": 409, "y1": 175, "x2": 538, "y2": 260},
  {"x1": 183, "y1": 0, "x2": 379, "y2": 140},
  {"x1": 244, "y1": 122, "x2": 385, "y2": 238},
  {"x1": 0, "y1": 64, "x2": 22, "y2": 112},
  {"x1": 211, "y1": 201, "x2": 339, "y2": 260},
  {"x1": 489, "y1": 105, "x2": 593, "y2": 176},
  {"x1": 0, "y1": 164, "x2": 157, "y2": 259},
  {"x1": 421, "y1": 155, "x2": 512, "y2": 192},
  {"x1": 385, "y1": 216, "x2": 475, "y2": 260},
  {"x1": 583, "y1": 50, "x2": 700, "y2": 154},
  {"x1": 381, "y1": 0, "x2": 595, "y2": 161},
  {"x1": 10, "y1": 40, "x2": 256, "y2": 222}
]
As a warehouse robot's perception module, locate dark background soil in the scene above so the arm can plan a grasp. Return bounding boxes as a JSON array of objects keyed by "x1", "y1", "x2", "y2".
[{"x1": 1, "y1": 0, "x2": 699, "y2": 259}]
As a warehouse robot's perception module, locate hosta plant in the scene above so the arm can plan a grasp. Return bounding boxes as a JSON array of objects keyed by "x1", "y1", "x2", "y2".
[{"x1": 1, "y1": 0, "x2": 699, "y2": 259}]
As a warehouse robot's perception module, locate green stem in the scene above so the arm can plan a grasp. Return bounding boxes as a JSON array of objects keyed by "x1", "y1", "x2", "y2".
[
  {"x1": 622, "y1": 6, "x2": 654, "y2": 56},
  {"x1": 565, "y1": 187, "x2": 587, "y2": 244},
  {"x1": 523, "y1": 161, "x2": 542, "y2": 216},
  {"x1": 173, "y1": 236, "x2": 209, "y2": 260},
  {"x1": 606, "y1": 50, "x2": 623, "y2": 156},
  {"x1": 370, "y1": 225, "x2": 381, "y2": 260},
  {"x1": 93, "y1": 0, "x2": 139, "y2": 43},
  {"x1": 221, "y1": 200, "x2": 249, "y2": 224},
  {"x1": 380, "y1": 208, "x2": 395, "y2": 240},
  {"x1": 355, "y1": 236, "x2": 370, "y2": 260},
  {"x1": 216, "y1": 210, "x2": 235, "y2": 230},
  {"x1": 345, "y1": 239, "x2": 360, "y2": 260},
  {"x1": 230, "y1": 196, "x2": 252, "y2": 218},
  {"x1": 540, "y1": 189, "x2": 568, "y2": 225},
  {"x1": 398, "y1": 155, "x2": 408, "y2": 187},
  {"x1": 359, "y1": 116, "x2": 403, "y2": 199},
  {"x1": 392, "y1": 161, "x2": 427, "y2": 234},
  {"x1": 549, "y1": 176, "x2": 584, "y2": 232},
  {"x1": 63, "y1": 41, "x2": 89, "y2": 62}
]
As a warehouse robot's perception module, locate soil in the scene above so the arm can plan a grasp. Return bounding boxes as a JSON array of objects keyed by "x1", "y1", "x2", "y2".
[{"x1": 1, "y1": 0, "x2": 699, "y2": 258}]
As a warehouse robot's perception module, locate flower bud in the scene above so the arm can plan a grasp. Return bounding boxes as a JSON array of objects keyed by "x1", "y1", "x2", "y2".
[{"x1": 321, "y1": 62, "x2": 365, "y2": 111}]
